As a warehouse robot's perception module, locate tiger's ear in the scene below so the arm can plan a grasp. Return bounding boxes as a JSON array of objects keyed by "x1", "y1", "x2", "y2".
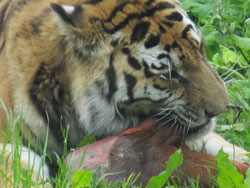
[
  {"x1": 50, "y1": 3, "x2": 107, "y2": 57},
  {"x1": 50, "y1": 3, "x2": 83, "y2": 28}
]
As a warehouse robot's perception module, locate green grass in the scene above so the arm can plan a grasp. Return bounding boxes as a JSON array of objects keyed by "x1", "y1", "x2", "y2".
[
  {"x1": 1, "y1": 0, "x2": 250, "y2": 187},
  {"x1": 1, "y1": 121, "x2": 250, "y2": 188},
  {"x1": 0, "y1": 108, "x2": 143, "y2": 188}
]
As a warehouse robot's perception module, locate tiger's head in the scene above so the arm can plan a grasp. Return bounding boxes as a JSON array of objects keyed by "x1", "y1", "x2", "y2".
[{"x1": 50, "y1": 0, "x2": 228, "y2": 137}]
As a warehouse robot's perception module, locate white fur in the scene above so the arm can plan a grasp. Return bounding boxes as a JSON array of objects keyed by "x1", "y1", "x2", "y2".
[
  {"x1": 0, "y1": 143, "x2": 51, "y2": 185},
  {"x1": 71, "y1": 69, "x2": 138, "y2": 137},
  {"x1": 73, "y1": 87, "x2": 139, "y2": 137},
  {"x1": 186, "y1": 132, "x2": 250, "y2": 163},
  {"x1": 52, "y1": 6, "x2": 74, "y2": 37},
  {"x1": 62, "y1": 5, "x2": 75, "y2": 14},
  {"x1": 181, "y1": 10, "x2": 202, "y2": 47},
  {"x1": 14, "y1": 93, "x2": 63, "y2": 155},
  {"x1": 20, "y1": 145, "x2": 50, "y2": 180},
  {"x1": 137, "y1": 46, "x2": 171, "y2": 75}
]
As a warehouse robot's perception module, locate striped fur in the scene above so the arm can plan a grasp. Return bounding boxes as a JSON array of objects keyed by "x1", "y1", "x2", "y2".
[{"x1": 0, "y1": 0, "x2": 248, "y2": 185}]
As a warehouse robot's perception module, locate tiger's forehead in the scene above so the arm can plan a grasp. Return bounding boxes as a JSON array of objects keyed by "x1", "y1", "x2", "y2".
[
  {"x1": 83, "y1": 0, "x2": 201, "y2": 47},
  {"x1": 85, "y1": 0, "x2": 182, "y2": 30}
]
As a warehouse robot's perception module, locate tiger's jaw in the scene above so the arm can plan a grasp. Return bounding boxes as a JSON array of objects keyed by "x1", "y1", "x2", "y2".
[
  {"x1": 155, "y1": 114, "x2": 214, "y2": 137},
  {"x1": 118, "y1": 101, "x2": 214, "y2": 138}
]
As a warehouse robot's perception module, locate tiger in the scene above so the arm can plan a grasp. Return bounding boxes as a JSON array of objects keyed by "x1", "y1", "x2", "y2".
[{"x1": 0, "y1": 0, "x2": 249, "y2": 186}]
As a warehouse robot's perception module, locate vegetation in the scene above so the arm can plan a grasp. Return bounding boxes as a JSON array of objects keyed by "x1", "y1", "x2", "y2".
[
  {"x1": 0, "y1": 0, "x2": 250, "y2": 187},
  {"x1": 180, "y1": 0, "x2": 250, "y2": 152}
]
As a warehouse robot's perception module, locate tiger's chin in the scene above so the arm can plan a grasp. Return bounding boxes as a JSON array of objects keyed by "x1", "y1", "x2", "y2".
[
  {"x1": 185, "y1": 118, "x2": 214, "y2": 137},
  {"x1": 155, "y1": 114, "x2": 214, "y2": 138}
]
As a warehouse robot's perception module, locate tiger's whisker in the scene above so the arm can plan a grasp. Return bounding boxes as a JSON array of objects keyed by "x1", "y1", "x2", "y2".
[
  {"x1": 220, "y1": 62, "x2": 237, "y2": 79},
  {"x1": 157, "y1": 115, "x2": 175, "y2": 129}
]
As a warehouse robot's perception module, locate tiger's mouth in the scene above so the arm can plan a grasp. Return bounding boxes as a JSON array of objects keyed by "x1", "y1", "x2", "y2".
[
  {"x1": 154, "y1": 113, "x2": 211, "y2": 136},
  {"x1": 119, "y1": 101, "x2": 211, "y2": 136}
]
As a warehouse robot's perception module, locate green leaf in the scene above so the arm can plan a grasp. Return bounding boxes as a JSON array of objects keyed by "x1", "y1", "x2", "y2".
[
  {"x1": 203, "y1": 31, "x2": 218, "y2": 47},
  {"x1": 146, "y1": 171, "x2": 169, "y2": 188},
  {"x1": 77, "y1": 135, "x2": 96, "y2": 147},
  {"x1": 220, "y1": 45, "x2": 248, "y2": 67},
  {"x1": 166, "y1": 149, "x2": 183, "y2": 176},
  {"x1": 216, "y1": 149, "x2": 246, "y2": 188},
  {"x1": 71, "y1": 170, "x2": 92, "y2": 188},
  {"x1": 201, "y1": 24, "x2": 216, "y2": 36},
  {"x1": 231, "y1": 34, "x2": 250, "y2": 51},
  {"x1": 232, "y1": 80, "x2": 250, "y2": 100},
  {"x1": 244, "y1": 168, "x2": 250, "y2": 187},
  {"x1": 146, "y1": 149, "x2": 183, "y2": 188},
  {"x1": 181, "y1": 1, "x2": 213, "y2": 22},
  {"x1": 212, "y1": 53, "x2": 221, "y2": 65}
]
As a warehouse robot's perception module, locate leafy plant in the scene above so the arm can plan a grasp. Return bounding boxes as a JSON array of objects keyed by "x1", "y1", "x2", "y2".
[
  {"x1": 181, "y1": 0, "x2": 250, "y2": 152},
  {"x1": 146, "y1": 149, "x2": 184, "y2": 188},
  {"x1": 216, "y1": 149, "x2": 246, "y2": 188},
  {"x1": 181, "y1": 0, "x2": 250, "y2": 63},
  {"x1": 71, "y1": 169, "x2": 92, "y2": 188}
]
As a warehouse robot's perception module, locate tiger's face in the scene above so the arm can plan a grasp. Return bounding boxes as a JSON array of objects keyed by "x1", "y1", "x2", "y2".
[{"x1": 51, "y1": 0, "x2": 228, "y2": 136}]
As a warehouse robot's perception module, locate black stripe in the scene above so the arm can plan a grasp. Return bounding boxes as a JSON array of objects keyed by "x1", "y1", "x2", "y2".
[
  {"x1": 146, "y1": 2, "x2": 175, "y2": 15},
  {"x1": 124, "y1": 73, "x2": 137, "y2": 100},
  {"x1": 122, "y1": 48, "x2": 130, "y2": 55},
  {"x1": 153, "y1": 84, "x2": 166, "y2": 91},
  {"x1": 131, "y1": 21, "x2": 150, "y2": 43},
  {"x1": 87, "y1": 0, "x2": 103, "y2": 4},
  {"x1": 144, "y1": 34, "x2": 160, "y2": 49},
  {"x1": 144, "y1": 84, "x2": 148, "y2": 94},
  {"x1": 0, "y1": 40, "x2": 5, "y2": 53},
  {"x1": 162, "y1": 21, "x2": 173, "y2": 27},
  {"x1": 103, "y1": 13, "x2": 138, "y2": 34},
  {"x1": 105, "y1": 1, "x2": 132, "y2": 23},
  {"x1": 166, "y1": 12, "x2": 183, "y2": 21},
  {"x1": 182, "y1": 24, "x2": 193, "y2": 39},
  {"x1": 164, "y1": 44, "x2": 171, "y2": 52},
  {"x1": 143, "y1": 60, "x2": 154, "y2": 78},
  {"x1": 157, "y1": 53, "x2": 170, "y2": 60},
  {"x1": 106, "y1": 54, "x2": 117, "y2": 101},
  {"x1": 145, "y1": 0, "x2": 155, "y2": 6},
  {"x1": 123, "y1": 97, "x2": 168, "y2": 105},
  {"x1": 158, "y1": 24, "x2": 166, "y2": 33},
  {"x1": 171, "y1": 71, "x2": 188, "y2": 84},
  {"x1": 111, "y1": 40, "x2": 119, "y2": 47},
  {"x1": 151, "y1": 63, "x2": 167, "y2": 70},
  {"x1": 29, "y1": 64, "x2": 48, "y2": 125},
  {"x1": 0, "y1": 1, "x2": 11, "y2": 36},
  {"x1": 171, "y1": 41, "x2": 178, "y2": 48},
  {"x1": 128, "y1": 56, "x2": 141, "y2": 70},
  {"x1": 103, "y1": 2, "x2": 175, "y2": 34}
]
